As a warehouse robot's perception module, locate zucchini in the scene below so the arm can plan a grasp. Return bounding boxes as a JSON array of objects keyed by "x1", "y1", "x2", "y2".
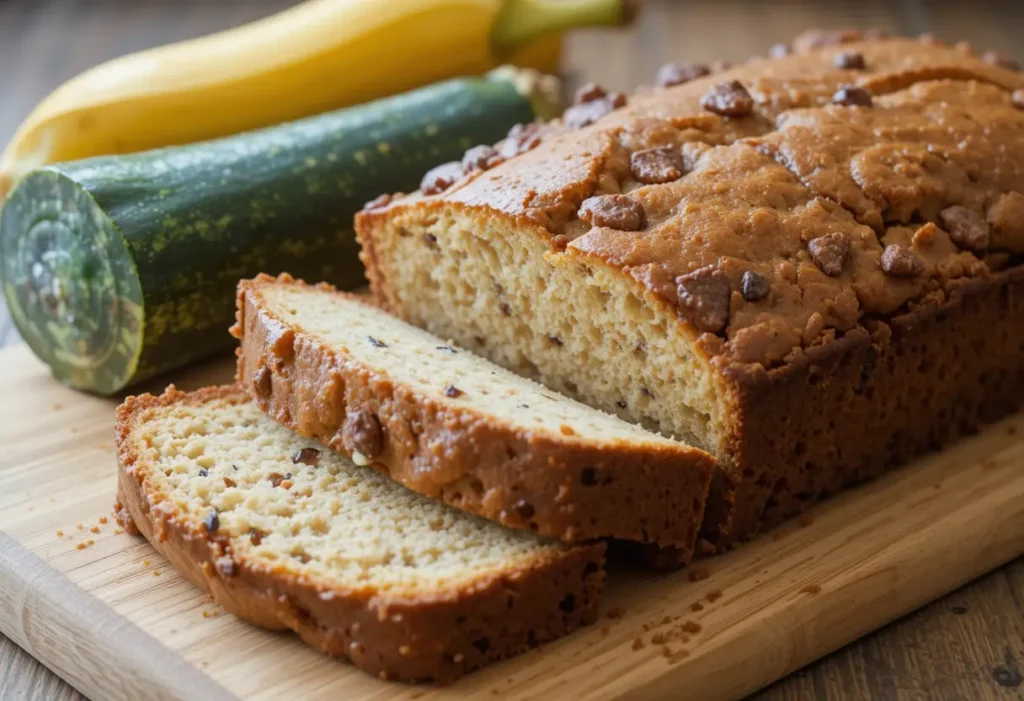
[{"x1": 0, "y1": 68, "x2": 558, "y2": 394}]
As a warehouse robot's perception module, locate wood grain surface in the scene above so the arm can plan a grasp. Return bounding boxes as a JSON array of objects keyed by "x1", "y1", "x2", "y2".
[{"x1": 0, "y1": 1, "x2": 1022, "y2": 699}]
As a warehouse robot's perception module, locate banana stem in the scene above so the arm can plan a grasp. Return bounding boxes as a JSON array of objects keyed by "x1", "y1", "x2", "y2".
[{"x1": 491, "y1": 0, "x2": 638, "y2": 57}]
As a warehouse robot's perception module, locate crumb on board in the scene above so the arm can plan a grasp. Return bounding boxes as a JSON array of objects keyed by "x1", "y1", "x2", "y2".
[
  {"x1": 55, "y1": 530, "x2": 63, "y2": 537},
  {"x1": 143, "y1": 559, "x2": 151, "y2": 566},
  {"x1": 687, "y1": 567, "x2": 710, "y2": 582},
  {"x1": 601, "y1": 626, "x2": 610, "y2": 636},
  {"x1": 632, "y1": 638, "x2": 644, "y2": 651},
  {"x1": 606, "y1": 606, "x2": 626, "y2": 620},
  {"x1": 797, "y1": 513, "x2": 815, "y2": 528},
  {"x1": 801, "y1": 584, "x2": 822, "y2": 595},
  {"x1": 99, "y1": 516, "x2": 109, "y2": 525},
  {"x1": 706, "y1": 590, "x2": 723, "y2": 603},
  {"x1": 90, "y1": 526, "x2": 100, "y2": 534},
  {"x1": 153, "y1": 570, "x2": 160, "y2": 577},
  {"x1": 771, "y1": 528, "x2": 790, "y2": 541},
  {"x1": 690, "y1": 602, "x2": 704, "y2": 612},
  {"x1": 76, "y1": 543, "x2": 86, "y2": 550},
  {"x1": 113, "y1": 528, "x2": 124, "y2": 535},
  {"x1": 76, "y1": 524, "x2": 84, "y2": 531}
]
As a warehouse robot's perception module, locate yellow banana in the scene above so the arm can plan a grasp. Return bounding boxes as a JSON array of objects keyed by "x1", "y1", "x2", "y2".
[{"x1": 0, "y1": 0, "x2": 635, "y2": 199}]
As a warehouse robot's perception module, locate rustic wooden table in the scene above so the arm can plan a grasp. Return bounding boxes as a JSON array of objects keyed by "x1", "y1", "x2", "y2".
[{"x1": 0, "y1": 1, "x2": 1021, "y2": 699}]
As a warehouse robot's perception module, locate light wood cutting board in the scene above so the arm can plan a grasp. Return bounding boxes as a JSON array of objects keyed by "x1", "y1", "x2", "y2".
[{"x1": 0, "y1": 344, "x2": 1021, "y2": 701}]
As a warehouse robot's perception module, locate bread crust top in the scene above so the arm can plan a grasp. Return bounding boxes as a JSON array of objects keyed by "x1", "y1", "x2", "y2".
[{"x1": 357, "y1": 31, "x2": 1024, "y2": 371}]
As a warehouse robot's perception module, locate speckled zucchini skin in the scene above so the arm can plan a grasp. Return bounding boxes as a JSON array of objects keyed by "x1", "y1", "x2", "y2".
[{"x1": 0, "y1": 75, "x2": 534, "y2": 394}]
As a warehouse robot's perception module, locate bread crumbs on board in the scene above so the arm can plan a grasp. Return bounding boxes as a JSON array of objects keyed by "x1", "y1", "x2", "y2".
[
  {"x1": 90, "y1": 526, "x2": 100, "y2": 534},
  {"x1": 55, "y1": 530, "x2": 63, "y2": 537},
  {"x1": 632, "y1": 638, "x2": 644, "y2": 650},
  {"x1": 99, "y1": 516, "x2": 109, "y2": 524},
  {"x1": 606, "y1": 606, "x2": 626, "y2": 620},
  {"x1": 706, "y1": 590, "x2": 723, "y2": 603},
  {"x1": 687, "y1": 567, "x2": 710, "y2": 582}
]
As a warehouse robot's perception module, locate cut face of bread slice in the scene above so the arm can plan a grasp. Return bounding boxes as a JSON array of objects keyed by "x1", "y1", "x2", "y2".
[
  {"x1": 114, "y1": 386, "x2": 604, "y2": 683},
  {"x1": 233, "y1": 275, "x2": 715, "y2": 556}
]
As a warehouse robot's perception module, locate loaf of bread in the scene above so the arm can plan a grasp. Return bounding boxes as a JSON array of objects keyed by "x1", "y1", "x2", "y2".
[
  {"x1": 356, "y1": 30, "x2": 1024, "y2": 550},
  {"x1": 232, "y1": 274, "x2": 714, "y2": 556},
  {"x1": 114, "y1": 385, "x2": 604, "y2": 682}
]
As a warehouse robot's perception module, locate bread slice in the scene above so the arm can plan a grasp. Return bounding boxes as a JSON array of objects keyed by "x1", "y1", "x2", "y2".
[
  {"x1": 114, "y1": 385, "x2": 604, "y2": 683},
  {"x1": 232, "y1": 274, "x2": 714, "y2": 556}
]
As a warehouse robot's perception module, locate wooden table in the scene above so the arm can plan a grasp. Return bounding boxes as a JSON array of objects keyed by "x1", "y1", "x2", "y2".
[{"x1": 0, "y1": 1, "x2": 1021, "y2": 699}]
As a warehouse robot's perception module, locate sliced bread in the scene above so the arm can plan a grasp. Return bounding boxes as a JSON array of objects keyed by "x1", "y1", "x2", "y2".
[
  {"x1": 232, "y1": 274, "x2": 715, "y2": 556},
  {"x1": 114, "y1": 385, "x2": 604, "y2": 683}
]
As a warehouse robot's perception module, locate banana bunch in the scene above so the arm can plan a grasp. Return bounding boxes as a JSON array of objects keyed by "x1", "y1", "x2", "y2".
[{"x1": 0, "y1": 0, "x2": 636, "y2": 199}]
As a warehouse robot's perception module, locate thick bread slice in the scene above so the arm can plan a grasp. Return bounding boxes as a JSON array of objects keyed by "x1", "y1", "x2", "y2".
[
  {"x1": 114, "y1": 386, "x2": 604, "y2": 683},
  {"x1": 232, "y1": 274, "x2": 715, "y2": 555}
]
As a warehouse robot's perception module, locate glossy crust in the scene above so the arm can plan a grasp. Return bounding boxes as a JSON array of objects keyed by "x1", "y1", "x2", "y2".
[
  {"x1": 356, "y1": 32, "x2": 1024, "y2": 550},
  {"x1": 232, "y1": 274, "x2": 715, "y2": 554},
  {"x1": 114, "y1": 385, "x2": 605, "y2": 683}
]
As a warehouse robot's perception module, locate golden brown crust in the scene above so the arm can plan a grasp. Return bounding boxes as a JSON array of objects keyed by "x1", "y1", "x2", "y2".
[
  {"x1": 114, "y1": 385, "x2": 605, "y2": 683},
  {"x1": 234, "y1": 275, "x2": 714, "y2": 554},
  {"x1": 355, "y1": 32, "x2": 1024, "y2": 550}
]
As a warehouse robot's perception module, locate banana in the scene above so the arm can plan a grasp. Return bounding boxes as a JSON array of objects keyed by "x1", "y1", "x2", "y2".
[{"x1": 0, "y1": 0, "x2": 635, "y2": 199}]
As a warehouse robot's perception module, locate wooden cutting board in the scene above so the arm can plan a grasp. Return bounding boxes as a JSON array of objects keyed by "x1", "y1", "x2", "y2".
[{"x1": 0, "y1": 344, "x2": 1021, "y2": 701}]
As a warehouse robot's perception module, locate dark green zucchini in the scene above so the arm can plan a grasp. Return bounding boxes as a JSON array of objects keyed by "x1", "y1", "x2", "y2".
[{"x1": 0, "y1": 68, "x2": 557, "y2": 394}]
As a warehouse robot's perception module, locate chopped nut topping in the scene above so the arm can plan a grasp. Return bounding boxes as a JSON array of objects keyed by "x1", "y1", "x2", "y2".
[
  {"x1": 513, "y1": 499, "x2": 535, "y2": 521},
  {"x1": 675, "y1": 266, "x2": 731, "y2": 332},
  {"x1": 563, "y1": 92, "x2": 627, "y2": 130},
  {"x1": 362, "y1": 193, "x2": 393, "y2": 211},
  {"x1": 740, "y1": 271, "x2": 771, "y2": 301},
  {"x1": 655, "y1": 62, "x2": 711, "y2": 88},
  {"x1": 700, "y1": 81, "x2": 754, "y2": 117},
  {"x1": 420, "y1": 161, "x2": 464, "y2": 195},
  {"x1": 939, "y1": 205, "x2": 990, "y2": 251},
  {"x1": 630, "y1": 147, "x2": 685, "y2": 184},
  {"x1": 253, "y1": 366, "x2": 272, "y2": 397},
  {"x1": 832, "y1": 85, "x2": 873, "y2": 107},
  {"x1": 832, "y1": 51, "x2": 866, "y2": 69},
  {"x1": 573, "y1": 82, "x2": 608, "y2": 104},
  {"x1": 462, "y1": 145, "x2": 503, "y2": 173},
  {"x1": 292, "y1": 447, "x2": 320, "y2": 465},
  {"x1": 808, "y1": 232, "x2": 851, "y2": 276},
  {"x1": 982, "y1": 50, "x2": 1021, "y2": 71},
  {"x1": 500, "y1": 122, "x2": 543, "y2": 158},
  {"x1": 343, "y1": 408, "x2": 383, "y2": 459},
  {"x1": 880, "y1": 244, "x2": 925, "y2": 277},
  {"x1": 579, "y1": 195, "x2": 646, "y2": 231},
  {"x1": 203, "y1": 510, "x2": 219, "y2": 534}
]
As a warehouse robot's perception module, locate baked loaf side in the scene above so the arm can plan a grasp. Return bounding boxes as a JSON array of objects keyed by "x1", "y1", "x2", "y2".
[
  {"x1": 232, "y1": 274, "x2": 715, "y2": 555},
  {"x1": 114, "y1": 386, "x2": 604, "y2": 683},
  {"x1": 356, "y1": 31, "x2": 1024, "y2": 549}
]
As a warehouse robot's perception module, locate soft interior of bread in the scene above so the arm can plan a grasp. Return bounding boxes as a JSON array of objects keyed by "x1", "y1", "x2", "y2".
[
  {"x1": 259, "y1": 284, "x2": 685, "y2": 449},
  {"x1": 128, "y1": 392, "x2": 565, "y2": 593},
  {"x1": 366, "y1": 208, "x2": 724, "y2": 453}
]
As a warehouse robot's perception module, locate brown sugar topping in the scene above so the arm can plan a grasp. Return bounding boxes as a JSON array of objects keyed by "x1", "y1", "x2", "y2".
[
  {"x1": 807, "y1": 232, "x2": 851, "y2": 276},
  {"x1": 655, "y1": 62, "x2": 711, "y2": 88},
  {"x1": 939, "y1": 205, "x2": 990, "y2": 251},
  {"x1": 630, "y1": 147, "x2": 685, "y2": 184},
  {"x1": 832, "y1": 85, "x2": 873, "y2": 107},
  {"x1": 579, "y1": 195, "x2": 646, "y2": 231},
  {"x1": 700, "y1": 81, "x2": 754, "y2": 117},
  {"x1": 880, "y1": 244, "x2": 925, "y2": 277},
  {"x1": 675, "y1": 266, "x2": 731, "y2": 333}
]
